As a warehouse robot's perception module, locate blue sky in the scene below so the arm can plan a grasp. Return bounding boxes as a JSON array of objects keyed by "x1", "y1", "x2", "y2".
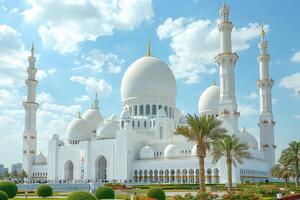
[{"x1": 0, "y1": 0, "x2": 299, "y2": 167}]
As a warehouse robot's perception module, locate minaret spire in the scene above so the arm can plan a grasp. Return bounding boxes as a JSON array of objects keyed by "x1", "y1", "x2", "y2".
[
  {"x1": 146, "y1": 41, "x2": 151, "y2": 57},
  {"x1": 256, "y1": 28, "x2": 275, "y2": 169},
  {"x1": 215, "y1": 4, "x2": 239, "y2": 135},
  {"x1": 22, "y1": 42, "x2": 39, "y2": 180},
  {"x1": 93, "y1": 92, "x2": 99, "y2": 109}
]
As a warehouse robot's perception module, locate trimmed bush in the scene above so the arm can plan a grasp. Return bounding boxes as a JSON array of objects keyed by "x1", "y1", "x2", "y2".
[
  {"x1": 147, "y1": 187, "x2": 165, "y2": 200},
  {"x1": 0, "y1": 181, "x2": 17, "y2": 198},
  {"x1": 95, "y1": 186, "x2": 114, "y2": 199},
  {"x1": 36, "y1": 184, "x2": 53, "y2": 198},
  {"x1": 67, "y1": 191, "x2": 97, "y2": 200},
  {"x1": 0, "y1": 191, "x2": 8, "y2": 200}
]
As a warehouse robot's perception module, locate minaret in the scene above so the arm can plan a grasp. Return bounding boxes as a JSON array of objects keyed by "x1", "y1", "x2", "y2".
[
  {"x1": 215, "y1": 4, "x2": 240, "y2": 134},
  {"x1": 22, "y1": 43, "x2": 39, "y2": 179},
  {"x1": 257, "y1": 26, "x2": 275, "y2": 169}
]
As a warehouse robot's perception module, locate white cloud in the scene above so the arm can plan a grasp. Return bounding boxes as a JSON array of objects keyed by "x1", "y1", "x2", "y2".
[
  {"x1": 23, "y1": 0, "x2": 153, "y2": 54},
  {"x1": 294, "y1": 115, "x2": 300, "y2": 119},
  {"x1": 291, "y1": 51, "x2": 300, "y2": 63},
  {"x1": 48, "y1": 68, "x2": 56, "y2": 74},
  {"x1": 37, "y1": 92, "x2": 53, "y2": 104},
  {"x1": 73, "y1": 49, "x2": 123, "y2": 73},
  {"x1": 239, "y1": 104, "x2": 258, "y2": 117},
  {"x1": 0, "y1": 88, "x2": 82, "y2": 166},
  {"x1": 75, "y1": 95, "x2": 91, "y2": 102},
  {"x1": 36, "y1": 69, "x2": 47, "y2": 80},
  {"x1": 0, "y1": 24, "x2": 28, "y2": 88},
  {"x1": 279, "y1": 73, "x2": 300, "y2": 95},
  {"x1": 157, "y1": 18, "x2": 267, "y2": 84},
  {"x1": 244, "y1": 92, "x2": 259, "y2": 99},
  {"x1": 70, "y1": 76, "x2": 112, "y2": 97}
]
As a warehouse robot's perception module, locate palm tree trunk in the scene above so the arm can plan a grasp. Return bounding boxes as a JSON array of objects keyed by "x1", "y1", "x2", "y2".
[
  {"x1": 197, "y1": 143, "x2": 206, "y2": 192},
  {"x1": 199, "y1": 155, "x2": 205, "y2": 192},
  {"x1": 285, "y1": 177, "x2": 288, "y2": 188},
  {"x1": 296, "y1": 159, "x2": 299, "y2": 188},
  {"x1": 227, "y1": 159, "x2": 232, "y2": 191}
]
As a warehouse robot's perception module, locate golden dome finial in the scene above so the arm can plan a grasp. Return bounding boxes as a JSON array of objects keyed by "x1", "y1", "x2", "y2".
[
  {"x1": 146, "y1": 40, "x2": 151, "y2": 57},
  {"x1": 260, "y1": 25, "x2": 265, "y2": 40}
]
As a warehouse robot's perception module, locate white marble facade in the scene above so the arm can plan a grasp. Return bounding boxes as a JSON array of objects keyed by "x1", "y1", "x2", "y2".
[{"x1": 22, "y1": 4, "x2": 276, "y2": 184}]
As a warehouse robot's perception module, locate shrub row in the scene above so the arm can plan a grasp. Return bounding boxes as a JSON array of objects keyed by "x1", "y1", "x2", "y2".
[{"x1": 0, "y1": 181, "x2": 17, "y2": 198}]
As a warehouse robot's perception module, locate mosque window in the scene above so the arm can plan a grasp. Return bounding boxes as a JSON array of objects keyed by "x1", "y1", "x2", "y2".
[
  {"x1": 129, "y1": 107, "x2": 132, "y2": 116},
  {"x1": 121, "y1": 121, "x2": 124, "y2": 128},
  {"x1": 138, "y1": 121, "x2": 140, "y2": 128},
  {"x1": 132, "y1": 121, "x2": 135, "y2": 128},
  {"x1": 146, "y1": 105, "x2": 150, "y2": 115},
  {"x1": 164, "y1": 106, "x2": 168, "y2": 117},
  {"x1": 134, "y1": 106, "x2": 137, "y2": 115},
  {"x1": 144, "y1": 121, "x2": 147, "y2": 128},
  {"x1": 159, "y1": 126, "x2": 163, "y2": 139},
  {"x1": 153, "y1": 120, "x2": 155, "y2": 127},
  {"x1": 169, "y1": 107, "x2": 172, "y2": 118},
  {"x1": 159, "y1": 105, "x2": 162, "y2": 110},
  {"x1": 150, "y1": 121, "x2": 152, "y2": 127},
  {"x1": 152, "y1": 105, "x2": 157, "y2": 115},
  {"x1": 139, "y1": 105, "x2": 144, "y2": 115}
]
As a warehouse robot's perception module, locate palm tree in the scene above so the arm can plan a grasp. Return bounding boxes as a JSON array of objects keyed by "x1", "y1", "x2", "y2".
[
  {"x1": 211, "y1": 135, "x2": 252, "y2": 191},
  {"x1": 271, "y1": 158, "x2": 294, "y2": 188},
  {"x1": 176, "y1": 114, "x2": 227, "y2": 192},
  {"x1": 280, "y1": 141, "x2": 300, "y2": 187}
]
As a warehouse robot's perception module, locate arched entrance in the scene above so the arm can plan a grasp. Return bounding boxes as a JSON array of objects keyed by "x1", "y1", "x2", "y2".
[
  {"x1": 64, "y1": 160, "x2": 74, "y2": 181},
  {"x1": 95, "y1": 155, "x2": 107, "y2": 181}
]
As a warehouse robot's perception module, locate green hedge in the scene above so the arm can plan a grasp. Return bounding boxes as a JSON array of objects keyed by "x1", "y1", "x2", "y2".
[
  {"x1": 36, "y1": 184, "x2": 53, "y2": 198},
  {"x1": 95, "y1": 186, "x2": 114, "y2": 199},
  {"x1": 67, "y1": 191, "x2": 97, "y2": 200},
  {"x1": 147, "y1": 187, "x2": 166, "y2": 200},
  {"x1": 0, "y1": 191, "x2": 8, "y2": 200},
  {"x1": 0, "y1": 181, "x2": 17, "y2": 198}
]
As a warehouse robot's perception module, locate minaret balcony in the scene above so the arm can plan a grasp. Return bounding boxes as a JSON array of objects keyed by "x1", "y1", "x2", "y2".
[
  {"x1": 234, "y1": 111, "x2": 240, "y2": 117},
  {"x1": 215, "y1": 52, "x2": 239, "y2": 65},
  {"x1": 256, "y1": 79, "x2": 274, "y2": 87},
  {"x1": 262, "y1": 143, "x2": 270, "y2": 149},
  {"x1": 221, "y1": 110, "x2": 230, "y2": 116}
]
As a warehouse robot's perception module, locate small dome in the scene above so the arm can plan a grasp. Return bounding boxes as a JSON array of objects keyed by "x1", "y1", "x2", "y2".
[
  {"x1": 52, "y1": 133, "x2": 59, "y2": 140},
  {"x1": 140, "y1": 146, "x2": 154, "y2": 159},
  {"x1": 82, "y1": 108, "x2": 103, "y2": 130},
  {"x1": 121, "y1": 109, "x2": 131, "y2": 119},
  {"x1": 96, "y1": 120, "x2": 119, "y2": 139},
  {"x1": 164, "y1": 144, "x2": 178, "y2": 158},
  {"x1": 157, "y1": 109, "x2": 167, "y2": 118},
  {"x1": 67, "y1": 115, "x2": 91, "y2": 142},
  {"x1": 198, "y1": 84, "x2": 220, "y2": 116},
  {"x1": 236, "y1": 128, "x2": 258, "y2": 149},
  {"x1": 192, "y1": 144, "x2": 197, "y2": 156},
  {"x1": 35, "y1": 153, "x2": 47, "y2": 164},
  {"x1": 121, "y1": 56, "x2": 176, "y2": 102},
  {"x1": 179, "y1": 116, "x2": 187, "y2": 124}
]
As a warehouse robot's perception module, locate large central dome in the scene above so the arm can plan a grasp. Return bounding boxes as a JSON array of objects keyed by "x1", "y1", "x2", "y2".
[{"x1": 121, "y1": 56, "x2": 176, "y2": 102}]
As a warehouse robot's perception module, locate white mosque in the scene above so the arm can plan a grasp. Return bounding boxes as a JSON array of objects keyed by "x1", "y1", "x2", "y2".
[{"x1": 22, "y1": 4, "x2": 276, "y2": 184}]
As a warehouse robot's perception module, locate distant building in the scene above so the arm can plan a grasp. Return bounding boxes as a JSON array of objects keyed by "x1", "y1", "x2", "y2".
[
  {"x1": 0, "y1": 164, "x2": 8, "y2": 176},
  {"x1": 11, "y1": 163, "x2": 22, "y2": 174}
]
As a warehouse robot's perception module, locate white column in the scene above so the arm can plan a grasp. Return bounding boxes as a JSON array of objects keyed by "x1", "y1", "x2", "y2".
[
  {"x1": 215, "y1": 4, "x2": 239, "y2": 135},
  {"x1": 22, "y1": 44, "x2": 39, "y2": 179},
  {"x1": 257, "y1": 27, "x2": 275, "y2": 169}
]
